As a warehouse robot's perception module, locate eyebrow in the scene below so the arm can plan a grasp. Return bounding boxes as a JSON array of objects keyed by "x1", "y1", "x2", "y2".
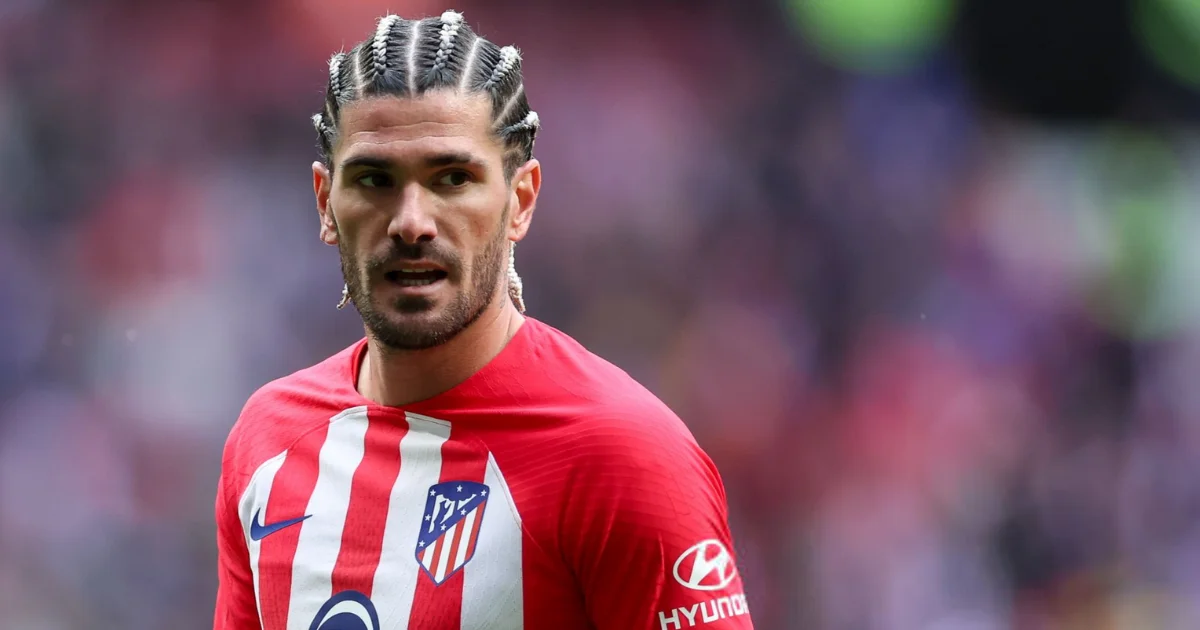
[{"x1": 339, "y1": 152, "x2": 487, "y2": 172}]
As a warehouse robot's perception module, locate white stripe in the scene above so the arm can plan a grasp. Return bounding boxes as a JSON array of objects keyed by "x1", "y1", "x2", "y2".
[
  {"x1": 287, "y1": 406, "x2": 370, "y2": 628},
  {"x1": 461, "y1": 452, "x2": 524, "y2": 629},
  {"x1": 435, "y1": 521, "x2": 459, "y2": 582},
  {"x1": 406, "y1": 21, "x2": 423, "y2": 93},
  {"x1": 454, "y1": 507, "x2": 479, "y2": 570},
  {"x1": 371, "y1": 413, "x2": 452, "y2": 627},
  {"x1": 457, "y1": 37, "x2": 482, "y2": 91},
  {"x1": 422, "y1": 539, "x2": 437, "y2": 568},
  {"x1": 351, "y1": 46, "x2": 366, "y2": 97},
  {"x1": 237, "y1": 450, "x2": 288, "y2": 628},
  {"x1": 496, "y1": 84, "x2": 525, "y2": 128}
]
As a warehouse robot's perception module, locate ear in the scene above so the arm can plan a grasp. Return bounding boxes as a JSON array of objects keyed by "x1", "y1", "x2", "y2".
[
  {"x1": 313, "y1": 161, "x2": 338, "y2": 246},
  {"x1": 507, "y1": 158, "x2": 541, "y2": 242}
]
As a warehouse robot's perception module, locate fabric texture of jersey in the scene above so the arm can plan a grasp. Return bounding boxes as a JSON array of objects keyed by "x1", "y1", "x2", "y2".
[{"x1": 214, "y1": 317, "x2": 753, "y2": 630}]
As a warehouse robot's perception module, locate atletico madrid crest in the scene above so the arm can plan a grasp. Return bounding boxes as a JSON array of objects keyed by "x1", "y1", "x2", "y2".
[{"x1": 416, "y1": 481, "x2": 490, "y2": 585}]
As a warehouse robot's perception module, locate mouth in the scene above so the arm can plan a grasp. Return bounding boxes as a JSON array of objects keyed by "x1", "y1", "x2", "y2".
[{"x1": 383, "y1": 268, "x2": 449, "y2": 288}]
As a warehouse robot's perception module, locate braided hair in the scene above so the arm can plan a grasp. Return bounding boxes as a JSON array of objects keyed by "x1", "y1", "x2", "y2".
[
  {"x1": 313, "y1": 11, "x2": 539, "y2": 181},
  {"x1": 314, "y1": 11, "x2": 540, "y2": 312}
]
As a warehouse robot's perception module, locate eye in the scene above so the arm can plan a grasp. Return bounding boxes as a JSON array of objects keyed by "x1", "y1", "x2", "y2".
[
  {"x1": 435, "y1": 170, "x2": 472, "y2": 188},
  {"x1": 356, "y1": 172, "x2": 393, "y2": 188}
]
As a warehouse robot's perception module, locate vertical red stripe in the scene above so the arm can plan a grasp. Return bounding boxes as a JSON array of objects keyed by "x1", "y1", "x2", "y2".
[
  {"x1": 443, "y1": 514, "x2": 468, "y2": 576},
  {"x1": 329, "y1": 415, "x2": 407, "y2": 596},
  {"x1": 407, "y1": 433, "x2": 489, "y2": 629},
  {"x1": 465, "y1": 503, "x2": 485, "y2": 560},
  {"x1": 258, "y1": 425, "x2": 330, "y2": 630},
  {"x1": 429, "y1": 532, "x2": 448, "y2": 577}
]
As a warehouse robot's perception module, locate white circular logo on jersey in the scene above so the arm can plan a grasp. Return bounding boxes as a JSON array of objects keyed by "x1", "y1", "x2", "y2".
[{"x1": 672, "y1": 539, "x2": 737, "y2": 591}]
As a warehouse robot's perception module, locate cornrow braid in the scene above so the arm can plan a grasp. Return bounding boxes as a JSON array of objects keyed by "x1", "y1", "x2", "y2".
[
  {"x1": 503, "y1": 111, "x2": 540, "y2": 140},
  {"x1": 371, "y1": 15, "x2": 401, "y2": 79},
  {"x1": 328, "y1": 52, "x2": 346, "y2": 105},
  {"x1": 431, "y1": 11, "x2": 464, "y2": 73},
  {"x1": 482, "y1": 46, "x2": 520, "y2": 91},
  {"x1": 314, "y1": 53, "x2": 348, "y2": 159},
  {"x1": 312, "y1": 12, "x2": 541, "y2": 312},
  {"x1": 480, "y1": 44, "x2": 538, "y2": 170}
]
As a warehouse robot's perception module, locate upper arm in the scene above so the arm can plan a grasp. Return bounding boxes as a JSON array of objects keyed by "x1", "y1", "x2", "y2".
[
  {"x1": 213, "y1": 435, "x2": 261, "y2": 629},
  {"x1": 564, "y1": 415, "x2": 755, "y2": 630}
]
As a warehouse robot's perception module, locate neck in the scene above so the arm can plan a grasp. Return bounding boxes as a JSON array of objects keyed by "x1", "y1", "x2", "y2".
[{"x1": 357, "y1": 297, "x2": 524, "y2": 407}]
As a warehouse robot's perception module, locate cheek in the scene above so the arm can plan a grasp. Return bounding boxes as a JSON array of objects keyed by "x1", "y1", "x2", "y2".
[
  {"x1": 448, "y1": 194, "x2": 505, "y2": 245},
  {"x1": 331, "y1": 197, "x2": 385, "y2": 247}
]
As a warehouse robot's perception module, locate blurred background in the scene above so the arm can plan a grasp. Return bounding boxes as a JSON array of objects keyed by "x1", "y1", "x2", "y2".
[{"x1": 4, "y1": 0, "x2": 1200, "y2": 627}]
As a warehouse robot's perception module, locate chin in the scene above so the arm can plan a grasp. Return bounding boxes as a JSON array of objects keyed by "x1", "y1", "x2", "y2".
[
  {"x1": 371, "y1": 319, "x2": 463, "y2": 351},
  {"x1": 363, "y1": 301, "x2": 472, "y2": 351},
  {"x1": 389, "y1": 295, "x2": 440, "y2": 315},
  {"x1": 358, "y1": 280, "x2": 493, "y2": 351}
]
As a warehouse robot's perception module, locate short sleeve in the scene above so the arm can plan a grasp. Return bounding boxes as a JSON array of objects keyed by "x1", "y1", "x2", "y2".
[
  {"x1": 561, "y1": 412, "x2": 755, "y2": 630},
  {"x1": 213, "y1": 448, "x2": 261, "y2": 629}
]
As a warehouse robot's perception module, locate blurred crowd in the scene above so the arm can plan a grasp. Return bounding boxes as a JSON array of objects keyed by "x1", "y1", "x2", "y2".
[{"x1": 4, "y1": 0, "x2": 1200, "y2": 628}]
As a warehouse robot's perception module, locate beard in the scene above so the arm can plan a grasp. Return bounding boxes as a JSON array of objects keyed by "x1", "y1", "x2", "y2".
[{"x1": 338, "y1": 207, "x2": 510, "y2": 351}]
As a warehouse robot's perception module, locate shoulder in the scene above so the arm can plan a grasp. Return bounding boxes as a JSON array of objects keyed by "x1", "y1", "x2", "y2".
[
  {"x1": 563, "y1": 402, "x2": 725, "y2": 527},
  {"x1": 220, "y1": 340, "x2": 364, "y2": 484},
  {"x1": 523, "y1": 319, "x2": 681, "y2": 414},
  {"x1": 520, "y1": 320, "x2": 724, "y2": 510},
  {"x1": 538, "y1": 327, "x2": 739, "y2": 603},
  {"x1": 523, "y1": 318, "x2": 710, "y2": 464},
  {"x1": 568, "y1": 397, "x2": 709, "y2": 483}
]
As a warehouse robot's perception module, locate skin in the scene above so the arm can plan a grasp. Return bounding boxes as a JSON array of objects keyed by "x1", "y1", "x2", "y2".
[{"x1": 312, "y1": 88, "x2": 542, "y2": 406}]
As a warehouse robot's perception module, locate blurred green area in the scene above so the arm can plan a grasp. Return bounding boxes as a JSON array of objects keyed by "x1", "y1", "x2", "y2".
[
  {"x1": 1135, "y1": 0, "x2": 1200, "y2": 86},
  {"x1": 784, "y1": 0, "x2": 958, "y2": 73}
]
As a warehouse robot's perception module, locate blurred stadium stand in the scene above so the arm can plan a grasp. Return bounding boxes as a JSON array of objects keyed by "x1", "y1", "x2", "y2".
[{"x1": 3, "y1": 0, "x2": 1200, "y2": 627}]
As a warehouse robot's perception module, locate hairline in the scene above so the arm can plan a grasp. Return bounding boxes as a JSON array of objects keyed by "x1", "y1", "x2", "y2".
[{"x1": 325, "y1": 92, "x2": 522, "y2": 178}]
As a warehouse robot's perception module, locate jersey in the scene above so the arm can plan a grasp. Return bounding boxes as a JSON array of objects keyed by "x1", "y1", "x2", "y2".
[{"x1": 214, "y1": 317, "x2": 753, "y2": 630}]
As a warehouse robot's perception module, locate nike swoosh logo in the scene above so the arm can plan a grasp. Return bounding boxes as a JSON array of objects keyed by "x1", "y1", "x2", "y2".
[{"x1": 249, "y1": 509, "x2": 311, "y2": 541}]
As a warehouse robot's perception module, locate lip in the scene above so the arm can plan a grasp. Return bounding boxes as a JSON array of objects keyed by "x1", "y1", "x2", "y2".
[
  {"x1": 381, "y1": 274, "x2": 448, "y2": 297},
  {"x1": 383, "y1": 260, "x2": 447, "y2": 274},
  {"x1": 379, "y1": 263, "x2": 449, "y2": 299},
  {"x1": 380, "y1": 275, "x2": 447, "y2": 298}
]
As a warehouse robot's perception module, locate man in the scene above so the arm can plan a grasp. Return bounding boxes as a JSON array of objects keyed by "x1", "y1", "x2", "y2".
[{"x1": 214, "y1": 11, "x2": 753, "y2": 630}]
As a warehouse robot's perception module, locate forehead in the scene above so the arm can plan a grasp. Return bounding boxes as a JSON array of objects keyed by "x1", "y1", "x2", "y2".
[{"x1": 335, "y1": 90, "x2": 500, "y2": 163}]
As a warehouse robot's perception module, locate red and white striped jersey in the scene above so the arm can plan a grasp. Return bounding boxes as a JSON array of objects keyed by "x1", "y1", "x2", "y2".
[{"x1": 214, "y1": 318, "x2": 753, "y2": 630}]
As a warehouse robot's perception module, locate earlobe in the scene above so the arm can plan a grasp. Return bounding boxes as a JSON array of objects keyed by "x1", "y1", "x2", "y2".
[{"x1": 321, "y1": 210, "x2": 339, "y2": 246}]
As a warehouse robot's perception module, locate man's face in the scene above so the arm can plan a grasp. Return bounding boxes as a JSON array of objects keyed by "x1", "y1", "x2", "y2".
[{"x1": 313, "y1": 90, "x2": 539, "y2": 350}]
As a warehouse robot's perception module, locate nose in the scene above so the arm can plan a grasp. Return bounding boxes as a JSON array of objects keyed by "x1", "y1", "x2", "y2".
[{"x1": 387, "y1": 181, "x2": 438, "y2": 244}]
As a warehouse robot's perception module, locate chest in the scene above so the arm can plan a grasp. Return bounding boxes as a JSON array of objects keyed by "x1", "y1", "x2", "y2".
[{"x1": 238, "y1": 409, "x2": 526, "y2": 630}]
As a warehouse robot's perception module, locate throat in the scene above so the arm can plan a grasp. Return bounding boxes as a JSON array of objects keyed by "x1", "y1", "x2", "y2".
[
  {"x1": 357, "y1": 346, "x2": 459, "y2": 406},
  {"x1": 356, "y1": 307, "x2": 525, "y2": 407}
]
